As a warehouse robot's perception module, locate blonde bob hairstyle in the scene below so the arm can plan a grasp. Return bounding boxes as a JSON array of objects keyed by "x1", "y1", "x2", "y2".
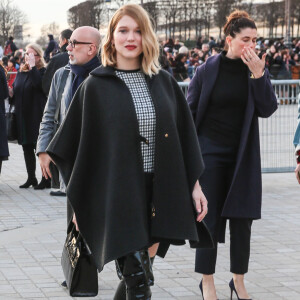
[
  {"x1": 21, "y1": 43, "x2": 45, "y2": 72},
  {"x1": 101, "y1": 4, "x2": 160, "y2": 76}
]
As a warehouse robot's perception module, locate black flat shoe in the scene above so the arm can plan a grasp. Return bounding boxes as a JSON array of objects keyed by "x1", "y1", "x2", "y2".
[
  {"x1": 50, "y1": 190, "x2": 66, "y2": 197},
  {"x1": 229, "y1": 279, "x2": 252, "y2": 300},
  {"x1": 19, "y1": 178, "x2": 38, "y2": 188},
  {"x1": 34, "y1": 177, "x2": 51, "y2": 190},
  {"x1": 61, "y1": 280, "x2": 67, "y2": 288}
]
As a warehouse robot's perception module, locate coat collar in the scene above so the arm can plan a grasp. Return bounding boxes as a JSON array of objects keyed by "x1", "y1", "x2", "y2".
[
  {"x1": 90, "y1": 65, "x2": 116, "y2": 77},
  {"x1": 90, "y1": 65, "x2": 156, "y2": 89}
]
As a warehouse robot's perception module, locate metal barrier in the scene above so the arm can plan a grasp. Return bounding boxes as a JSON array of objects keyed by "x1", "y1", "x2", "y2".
[{"x1": 178, "y1": 80, "x2": 300, "y2": 173}]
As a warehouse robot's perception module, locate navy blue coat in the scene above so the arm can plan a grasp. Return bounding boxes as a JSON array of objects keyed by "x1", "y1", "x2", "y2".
[
  {"x1": 187, "y1": 54, "x2": 278, "y2": 219},
  {"x1": 0, "y1": 66, "x2": 9, "y2": 159}
]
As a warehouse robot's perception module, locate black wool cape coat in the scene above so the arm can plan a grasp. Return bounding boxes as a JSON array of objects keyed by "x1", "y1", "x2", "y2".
[
  {"x1": 187, "y1": 54, "x2": 278, "y2": 224},
  {"x1": 47, "y1": 66, "x2": 213, "y2": 272}
]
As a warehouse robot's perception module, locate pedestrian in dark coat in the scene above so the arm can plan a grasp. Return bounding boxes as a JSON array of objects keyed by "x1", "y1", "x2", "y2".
[
  {"x1": 187, "y1": 11, "x2": 277, "y2": 300},
  {"x1": 43, "y1": 34, "x2": 58, "y2": 63},
  {"x1": 47, "y1": 4, "x2": 213, "y2": 299},
  {"x1": 42, "y1": 29, "x2": 73, "y2": 96},
  {"x1": 11, "y1": 43, "x2": 49, "y2": 189},
  {"x1": 0, "y1": 62, "x2": 9, "y2": 174}
]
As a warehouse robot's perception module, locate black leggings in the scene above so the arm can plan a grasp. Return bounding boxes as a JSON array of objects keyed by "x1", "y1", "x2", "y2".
[{"x1": 22, "y1": 144, "x2": 36, "y2": 179}]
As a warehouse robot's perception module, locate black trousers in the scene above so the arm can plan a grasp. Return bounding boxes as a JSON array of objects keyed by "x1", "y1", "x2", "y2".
[
  {"x1": 195, "y1": 135, "x2": 253, "y2": 275},
  {"x1": 22, "y1": 143, "x2": 36, "y2": 179}
]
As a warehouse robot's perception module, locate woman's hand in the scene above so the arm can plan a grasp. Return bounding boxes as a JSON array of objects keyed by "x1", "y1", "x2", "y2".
[
  {"x1": 26, "y1": 53, "x2": 36, "y2": 69},
  {"x1": 72, "y1": 213, "x2": 79, "y2": 231},
  {"x1": 241, "y1": 47, "x2": 266, "y2": 79},
  {"x1": 8, "y1": 87, "x2": 13, "y2": 98},
  {"x1": 192, "y1": 180, "x2": 208, "y2": 222},
  {"x1": 295, "y1": 164, "x2": 300, "y2": 184}
]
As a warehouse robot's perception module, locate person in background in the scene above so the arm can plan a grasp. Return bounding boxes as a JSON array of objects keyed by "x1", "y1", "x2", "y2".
[
  {"x1": 1, "y1": 56, "x2": 8, "y2": 68},
  {"x1": 294, "y1": 99, "x2": 300, "y2": 184},
  {"x1": 187, "y1": 10, "x2": 277, "y2": 300},
  {"x1": 10, "y1": 43, "x2": 49, "y2": 189},
  {"x1": 164, "y1": 38, "x2": 174, "y2": 53},
  {"x1": 44, "y1": 34, "x2": 59, "y2": 63},
  {"x1": 13, "y1": 56, "x2": 20, "y2": 71},
  {"x1": 174, "y1": 38, "x2": 182, "y2": 51},
  {"x1": 0, "y1": 45, "x2": 3, "y2": 59},
  {"x1": 6, "y1": 57, "x2": 17, "y2": 89},
  {"x1": 46, "y1": 4, "x2": 212, "y2": 298},
  {"x1": 174, "y1": 53, "x2": 189, "y2": 82},
  {"x1": 209, "y1": 36, "x2": 217, "y2": 50},
  {"x1": 4, "y1": 36, "x2": 17, "y2": 57},
  {"x1": 37, "y1": 26, "x2": 100, "y2": 199},
  {"x1": 0, "y1": 60, "x2": 9, "y2": 175},
  {"x1": 42, "y1": 29, "x2": 73, "y2": 96}
]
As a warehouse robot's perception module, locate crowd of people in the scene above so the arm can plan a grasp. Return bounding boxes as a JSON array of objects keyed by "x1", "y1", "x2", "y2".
[
  {"x1": 0, "y1": 4, "x2": 299, "y2": 300},
  {"x1": 160, "y1": 35, "x2": 300, "y2": 82}
]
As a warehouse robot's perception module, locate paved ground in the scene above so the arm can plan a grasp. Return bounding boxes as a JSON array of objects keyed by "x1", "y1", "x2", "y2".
[{"x1": 0, "y1": 143, "x2": 300, "y2": 300}]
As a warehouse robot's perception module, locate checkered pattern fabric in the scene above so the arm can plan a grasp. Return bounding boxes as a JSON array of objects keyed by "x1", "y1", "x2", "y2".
[{"x1": 116, "y1": 70, "x2": 156, "y2": 172}]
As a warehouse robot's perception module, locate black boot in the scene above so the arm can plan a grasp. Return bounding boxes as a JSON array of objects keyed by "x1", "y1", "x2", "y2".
[
  {"x1": 19, "y1": 177, "x2": 38, "y2": 188},
  {"x1": 114, "y1": 257, "x2": 155, "y2": 300},
  {"x1": 34, "y1": 177, "x2": 51, "y2": 190},
  {"x1": 20, "y1": 144, "x2": 37, "y2": 188},
  {"x1": 115, "y1": 250, "x2": 154, "y2": 300}
]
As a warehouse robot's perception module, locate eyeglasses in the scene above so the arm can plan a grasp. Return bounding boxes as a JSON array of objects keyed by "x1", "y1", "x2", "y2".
[{"x1": 68, "y1": 39, "x2": 93, "y2": 48}]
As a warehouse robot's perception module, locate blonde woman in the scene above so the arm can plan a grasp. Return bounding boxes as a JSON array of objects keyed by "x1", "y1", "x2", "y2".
[
  {"x1": 11, "y1": 44, "x2": 49, "y2": 189},
  {"x1": 47, "y1": 4, "x2": 212, "y2": 299}
]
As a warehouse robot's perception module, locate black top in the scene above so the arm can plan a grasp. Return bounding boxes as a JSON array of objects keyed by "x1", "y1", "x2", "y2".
[{"x1": 200, "y1": 51, "x2": 248, "y2": 148}]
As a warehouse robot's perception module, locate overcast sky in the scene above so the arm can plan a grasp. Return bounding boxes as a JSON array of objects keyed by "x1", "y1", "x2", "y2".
[
  {"x1": 14, "y1": 0, "x2": 83, "y2": 40},
  {"x1": 14, "y1": 0, "x2": 274, "y2": 41}
]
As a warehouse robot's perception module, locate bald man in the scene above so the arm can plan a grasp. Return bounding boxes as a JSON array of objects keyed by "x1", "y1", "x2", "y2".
[{"x1": 37, "y1": 26, "x2": 101, "y2": 198}]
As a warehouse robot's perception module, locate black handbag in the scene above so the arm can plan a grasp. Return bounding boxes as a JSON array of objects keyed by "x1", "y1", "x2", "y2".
[
  {"x1": 61, "y1": 225, "x2": 98, "y2": 297},
  {"x1": 5, "y1": 106, "x2": 17, "y2": 141}
]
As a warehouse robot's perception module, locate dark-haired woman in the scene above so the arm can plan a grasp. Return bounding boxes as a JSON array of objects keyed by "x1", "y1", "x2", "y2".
[
  {"x1": 174, "y1": 53, "x2": 190, "y2": 82},
  {"x1": 0, "y1": 61, "x2": 9, "y2": 174},
  {"x1": 187, "y1": 10, "x2": 277, "y2": 300}
]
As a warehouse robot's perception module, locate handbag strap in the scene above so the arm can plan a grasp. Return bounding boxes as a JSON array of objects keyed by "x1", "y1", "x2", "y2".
[{"x1": 54, "y1": 68, "x2": 70, "y2": 127}]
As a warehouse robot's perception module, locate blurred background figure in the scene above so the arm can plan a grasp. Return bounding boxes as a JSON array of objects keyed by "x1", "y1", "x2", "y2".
[
  {"x1": 10, "y1": 43, "x2": 49, "y2": 189},
  {"x1": 44, "y1": 34, "x2": 59, "y2": 63},
  {"x1": 0, "y1": 60, "x2": 9, "y2": 175}
]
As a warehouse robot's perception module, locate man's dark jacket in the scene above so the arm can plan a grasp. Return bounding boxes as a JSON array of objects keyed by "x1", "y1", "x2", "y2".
[
  {"x1": 187, "y1": 54, "x2": 278, "y2": 223},
  {"x1": 47, "y1": 66, "x2": 213, "y2": 272},
  {"x1": 42, "y1": 43, "x2": 69, "y2": 95}
]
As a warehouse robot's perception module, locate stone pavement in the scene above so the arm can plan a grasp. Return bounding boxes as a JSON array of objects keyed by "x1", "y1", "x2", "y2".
[{"x1": 0, "y1": 143, "x2": 299, "y2": 300}]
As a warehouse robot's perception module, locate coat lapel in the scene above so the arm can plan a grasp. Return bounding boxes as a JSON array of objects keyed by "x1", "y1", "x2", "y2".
[
  {"x1": 195, "y1": 54, "x2": 221, "y2": 130},
  {"x1": 225, "y1": 71, "x2": 255, "y2": 201}
]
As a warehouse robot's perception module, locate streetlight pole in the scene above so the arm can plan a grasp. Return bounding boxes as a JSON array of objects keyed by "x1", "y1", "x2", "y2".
[{"x1": 284, "y1": 0, "x2": 291, "y2": 49}]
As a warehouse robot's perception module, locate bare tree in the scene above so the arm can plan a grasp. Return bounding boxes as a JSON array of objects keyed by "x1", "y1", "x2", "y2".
[
  {"x1": 0, "y1": 0, "x2": 27, "y2": 45},
  {"x1": 68, "y1": 0, "x2": 107, "y2": 30},
  {"x1": 41, "y1": 22, "x2": 60, "y2": 37},
  {"x1": 214, "y1": 0, "x2": 235, "y2": 38}
]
